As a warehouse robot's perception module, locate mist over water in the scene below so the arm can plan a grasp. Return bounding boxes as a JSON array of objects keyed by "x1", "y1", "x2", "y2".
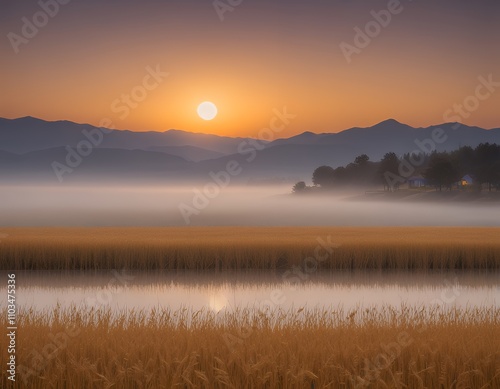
[{"x1": 1, "y1": 184, "x2": 500, "y2": 227}]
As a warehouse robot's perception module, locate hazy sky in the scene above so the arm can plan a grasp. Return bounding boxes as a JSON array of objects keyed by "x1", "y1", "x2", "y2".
[{"x1": 1, "y1": 0, "x2": 499, "y2": 137}]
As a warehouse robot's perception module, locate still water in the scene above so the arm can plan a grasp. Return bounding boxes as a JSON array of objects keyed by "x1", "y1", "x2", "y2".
[{"x1": 2, "y1": 271, "x2": 498, "y2": 313}]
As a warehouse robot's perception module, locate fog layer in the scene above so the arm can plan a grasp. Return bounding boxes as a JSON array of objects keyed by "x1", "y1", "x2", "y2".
[{"x1": 1, "y1": 184, "x2": 499, "y2": 227}]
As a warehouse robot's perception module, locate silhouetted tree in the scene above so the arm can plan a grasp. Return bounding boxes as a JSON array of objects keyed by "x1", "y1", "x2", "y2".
[
  {"x1": 354, "y1": 154, "x2": 370, "y2": 166},
  {"x1": 473, "y1": 143, "x2": 500, "y2": 191},
  {"x1": 450, "y1": 146, "x2": 475, "y2": 179},
  {"x1": 312, "y1": 166, "x2": 334, "y2": 188},
  {"x1": 292, "y1": 181, "x2": 307, "y2": 193},
  {"x1": 339, "y1": 154, "x2": 375, "y2": 186},
  {"x1": 332, "y1": 166, "x2": 347, "y2": 182},
  {"x1": 424, "y1": 153, "x2": 459, "y2": 191},
  {"x1": 401, "y1": 151, "x2": 427, "y2": 177},
  {"x1": 378, "y1": 152, "x2": 401, "y2": 191}
]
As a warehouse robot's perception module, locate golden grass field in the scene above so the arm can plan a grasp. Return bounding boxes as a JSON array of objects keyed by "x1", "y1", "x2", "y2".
[
  {"x1": 1, "y1": 226, "x2": 500, "y2": 271},
  {"x1": 2, "y1": 305, "x2": 499, "y2": 389},
  {"x1": 2, "y1": 226, "x2": 498, "y2": 388}
]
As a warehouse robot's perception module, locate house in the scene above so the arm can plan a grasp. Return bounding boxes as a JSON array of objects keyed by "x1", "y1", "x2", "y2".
[
  {"x1": 408, "y1": 176, "x2": 427, "y2": 188},
  {"x1": 459, "y1": 174, "x2": 473, "y2": 186}
]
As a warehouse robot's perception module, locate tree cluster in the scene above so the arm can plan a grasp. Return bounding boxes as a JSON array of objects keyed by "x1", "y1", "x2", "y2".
[{"x1": 293, "y1": 143, "x2": 500, "y2": 193}]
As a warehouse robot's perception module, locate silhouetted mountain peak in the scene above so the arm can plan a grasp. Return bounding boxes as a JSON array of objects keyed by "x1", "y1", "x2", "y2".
[
  {"x1": 376, "y1": 118, "x2": 402, "y2": 126},
  {"x1": 370, "y1": 119, "x2": 413, "y2": 130},
  {"x1": 18, "y1": 116, "x2": 42, "y2": 122},
  {"x1": 291, "y1": 131, "x2": 317, "y2": 139}
]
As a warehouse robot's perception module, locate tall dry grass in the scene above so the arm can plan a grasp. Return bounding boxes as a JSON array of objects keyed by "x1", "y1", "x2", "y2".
[
  {"x1": 1, "y1": 227, "x2": 500, "y2": 271},
  {"x1": 2, "y1": 305, "x2": 499, "y2": 388}
]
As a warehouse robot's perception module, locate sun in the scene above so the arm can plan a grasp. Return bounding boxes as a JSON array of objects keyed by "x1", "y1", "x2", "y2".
[
  {"x1": 208, "y1": 292, "x2": 227, "y2": 313},
  {"x1": 197, "y1": 101, "x2": 218, "y2": 121}
]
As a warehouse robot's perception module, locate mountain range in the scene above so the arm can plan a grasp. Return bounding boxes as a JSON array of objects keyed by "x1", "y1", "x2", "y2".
[{"x1": 1, "y1": 116, "x2": 499, "y2": 183}]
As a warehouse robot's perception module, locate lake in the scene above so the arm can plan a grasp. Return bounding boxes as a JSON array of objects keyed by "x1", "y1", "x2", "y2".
[{"x1": 3, "y1": 270, "x2": 498, "y2": 315}]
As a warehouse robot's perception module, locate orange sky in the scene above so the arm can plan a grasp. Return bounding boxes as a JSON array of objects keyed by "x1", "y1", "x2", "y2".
[{"x1": 1, "y1": 0, "x2": 499, "y2": 137}]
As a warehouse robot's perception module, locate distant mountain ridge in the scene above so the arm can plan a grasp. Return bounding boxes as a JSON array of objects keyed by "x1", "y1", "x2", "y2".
[
  {"x1": 0, "y1": 116, "x2": 254, "y2": 155},
  {"x1": 1, "y1": 116, "x2": 499, "y2": 183},
  {"x1": 269, "y1": 119, "x2": 499, "y2": 148}
]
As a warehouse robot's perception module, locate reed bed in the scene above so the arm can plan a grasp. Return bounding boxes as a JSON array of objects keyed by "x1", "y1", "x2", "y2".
[
  {"x1": 2, "y1": 305, "x2": 499, "y2": 388},
  {"x1": 1, "y1": 227, "x2": 500, "y2": 271}
]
